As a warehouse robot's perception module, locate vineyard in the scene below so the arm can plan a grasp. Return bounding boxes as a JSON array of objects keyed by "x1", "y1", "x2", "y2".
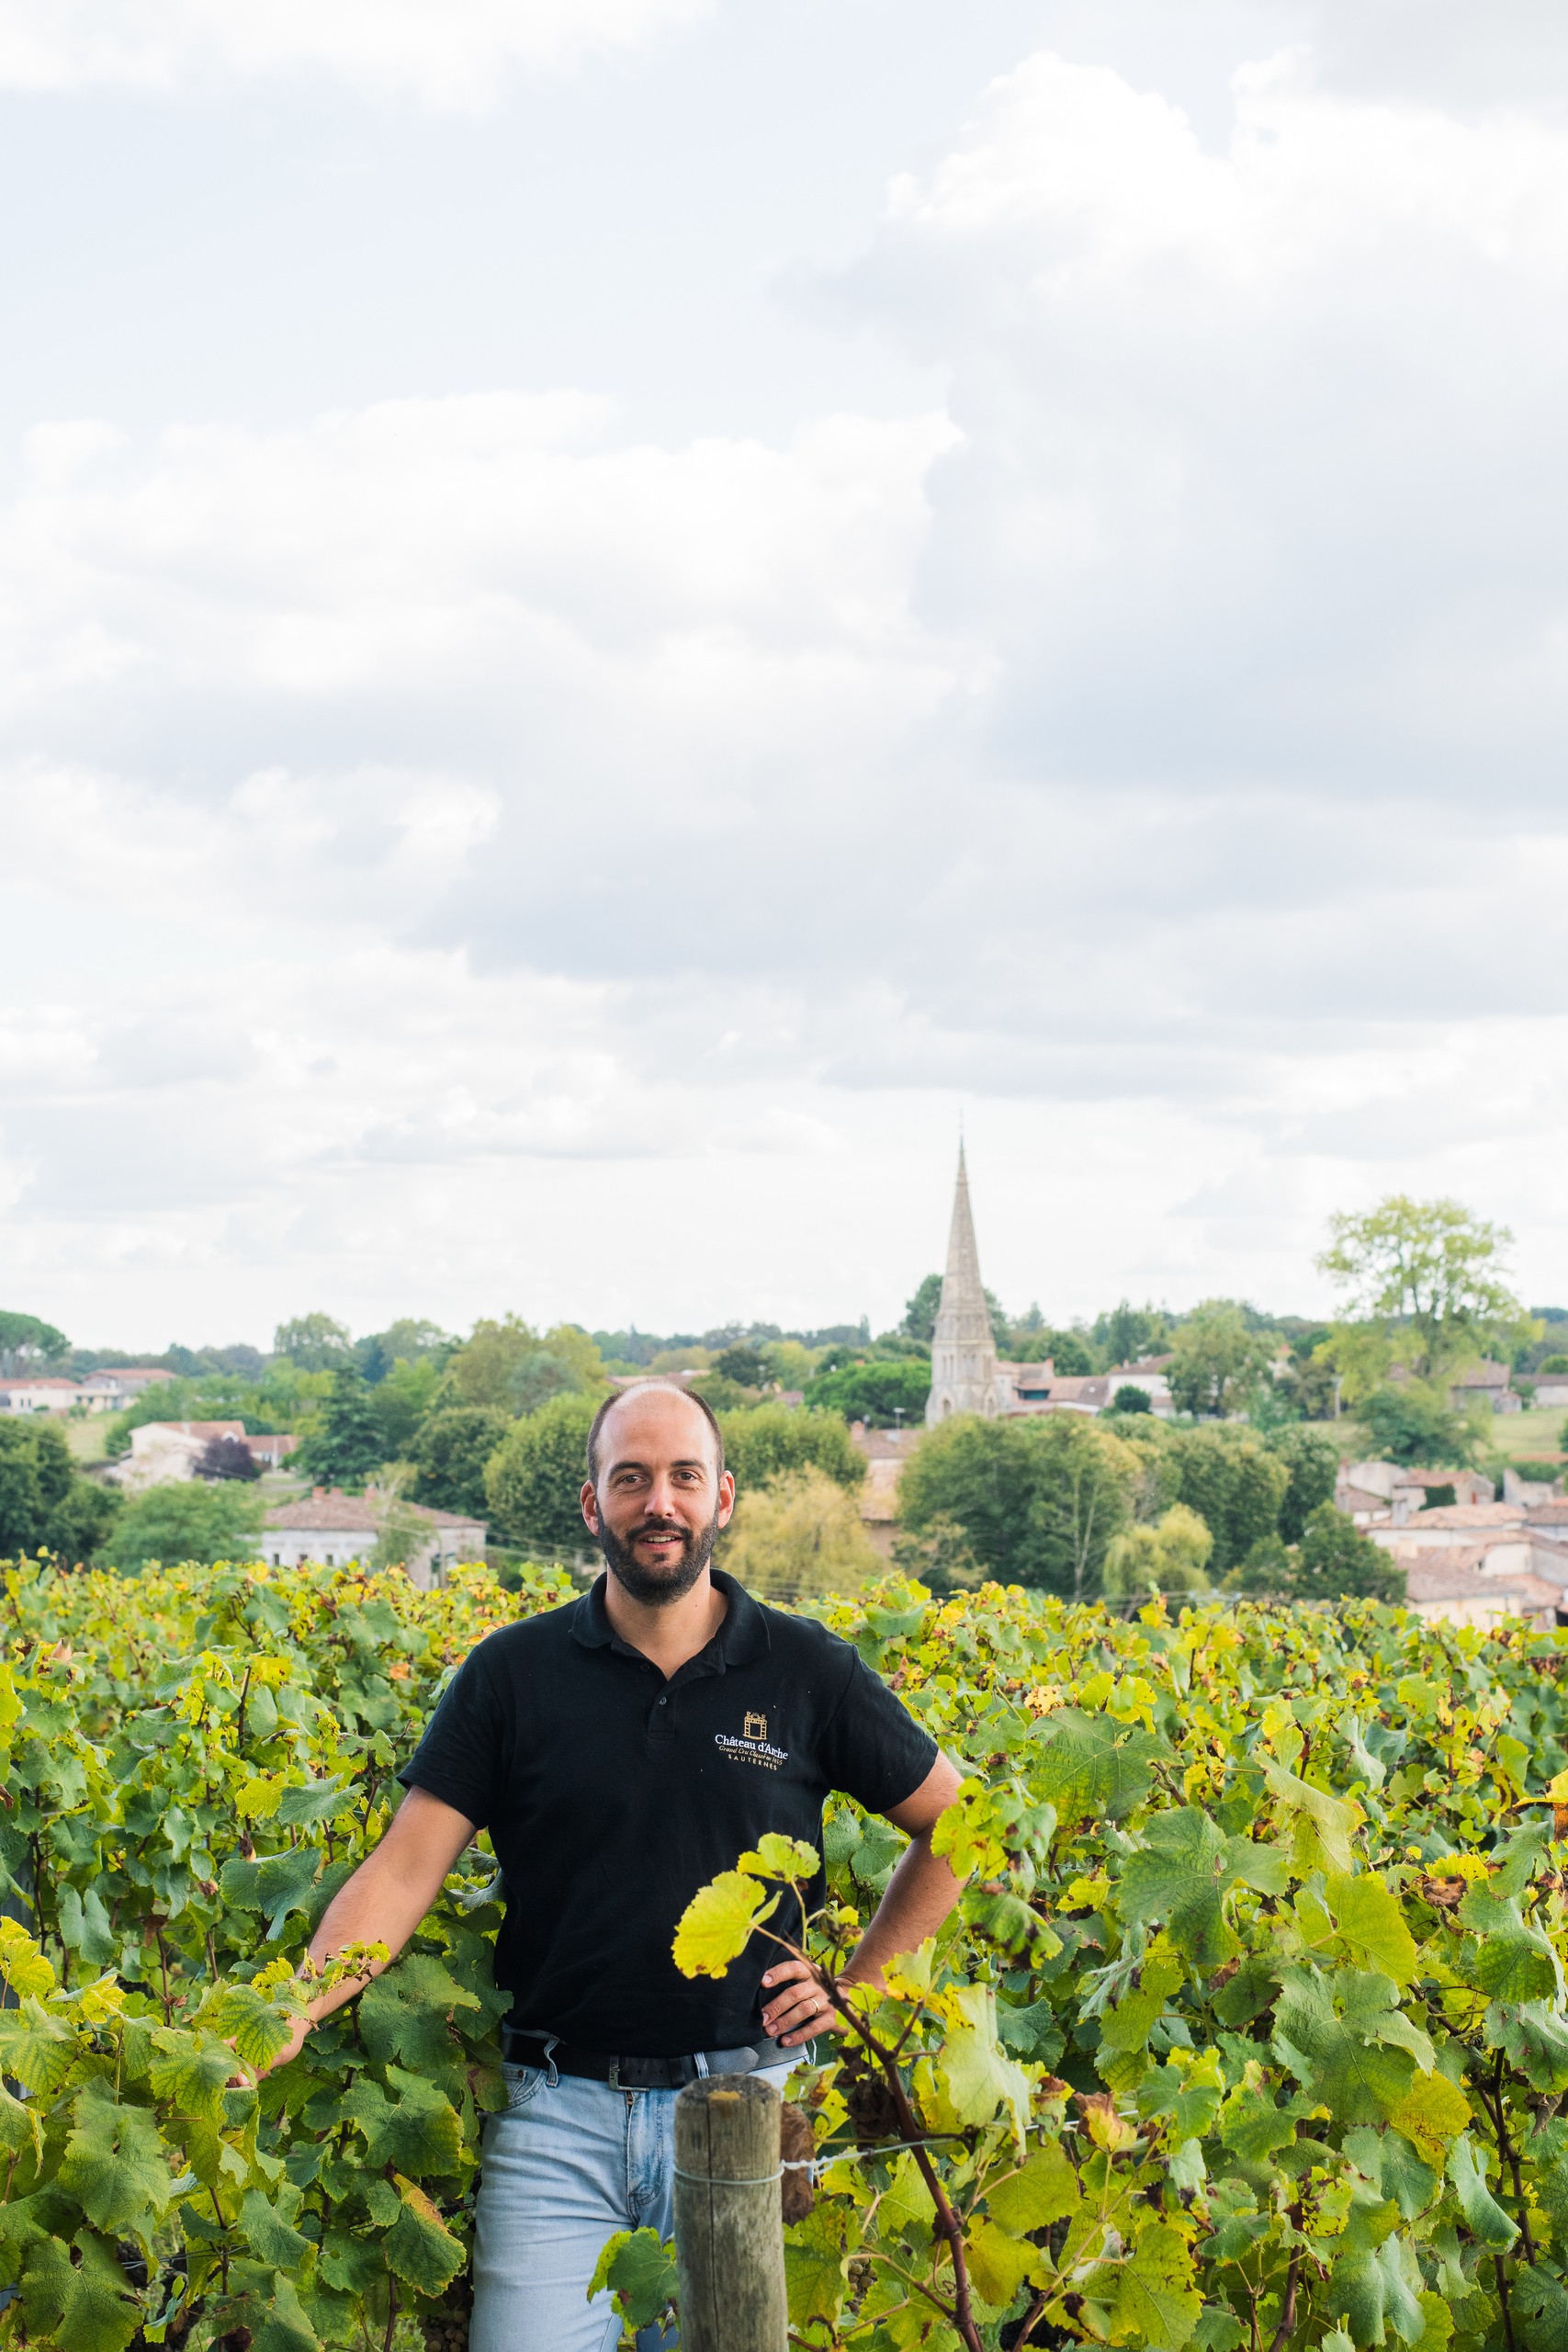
[{"x1": 5, "y1": 1556, "x2": 1568, "y2": 2352}]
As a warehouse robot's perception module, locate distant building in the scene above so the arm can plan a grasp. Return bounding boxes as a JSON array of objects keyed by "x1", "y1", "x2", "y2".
[
  {"x1": 1449, "y1": 1360, "x2": 1521, "y2": 1415},
  {"x1": 1533, "y1": 1378, "x2": 1568, "y2": 1409},
  {"x1": 0, "y1": 1376, "x2": 82, "y2": 1414},
  {"x1": 926, "y1": 1147, "x2": 1015, "y2": 1425},
  {"x1": 113, "y1": 1420, "x2": 297, "y2": 1488},
  {"x1": 1399, "y1": 1554, "x2": 1558, "y2": 1631},
  {"x1": 263, "y1": 1487, "x2": 486, "y2": 1589}
]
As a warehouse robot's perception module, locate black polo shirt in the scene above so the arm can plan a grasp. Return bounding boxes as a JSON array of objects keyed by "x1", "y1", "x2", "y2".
[{"x1": 397, "y1": 1569, "x2": 938, "y2": 2057}]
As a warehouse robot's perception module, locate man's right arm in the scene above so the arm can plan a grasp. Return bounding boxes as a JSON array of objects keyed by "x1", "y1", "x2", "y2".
[{"x1": 261, "y1": 1786, "x2": 479, "y2": 2072}]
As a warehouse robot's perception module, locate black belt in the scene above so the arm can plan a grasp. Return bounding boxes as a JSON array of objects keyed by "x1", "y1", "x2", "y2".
[{"x1": 502, "y1": 2024, "x2": 795, "y2": 2090}]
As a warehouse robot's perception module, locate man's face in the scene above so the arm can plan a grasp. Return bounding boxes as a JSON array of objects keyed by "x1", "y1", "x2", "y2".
[{"x1": 580, "y1": 1389, "x2": 736, "y2": 1606}]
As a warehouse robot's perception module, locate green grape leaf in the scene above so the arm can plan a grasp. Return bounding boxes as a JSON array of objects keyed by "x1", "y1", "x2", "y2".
[
  {"x1": 149, "y1": 2030, "x2": 235, "y2": 2126},
  {"x1": 1343, "y1": 2127, "x2": 1438, "y2": 2222},
  {"x1": 1327, "y1": 2233, "x2": 1427, "y2": 2347},
  {"x1": 739, "y1": 1834, "x2": 820, "y2": 1881},
  {"x1": 1103, "y1": 2221, "x2": 1203, "y2": 2349},
  {"x1": 58, "y1": 2081, "x2": 175, "y2": 2245},
  {"x1": 1262, "y1": 1761, "x2": 1361, "y2": 1877},
  {"x1": 671, "y1": 1871, "x2": 778, "y2": 1979},
  {"x1": 1272, "y1": 1969, "x2": 1422, "y2": 2126},
  {"x1": 1447, "y1": 2134, "x2": 1517, "y2": 2251},
  {"x1": 57, "y1": 1883, "x2": 118, "y2": 1968},
  {"x1": 338, "y1": 2066, "x2": 466, "y2": 2177},
  {"x1": 220, "y1": 1845, "x2": 322, "y2": 1940},
  {"x1": 1116, "y1": 1808, "x2": 1238, "y2": 1969},
  {"x1": 239, "y1": 2185, "x2": 313, "y2": 2270},
  {"x1": 784, "y1": 2204, "x2": 857, "y2": 2328},
  {"x1": 589, "y1": 2228, "x2": 678, "y2": 2328},
  {"x1": 986, "y1": 2137, "x2": 1082, "y2": 2231},
  {"x1": 1468, "y1": 1907, "x2": 1562, "y2": 2006},
  {"x1": 386, "y1": 2173, "x2": 468, "y2": 2296},
  {"x1": 1033, "y1": 1710, "x2": 1168, "y2": 1825},
  {"x1": 1486, "y1": 2000, "x2": 1568, "y2": 2092},
  {"x1": 879, "y1": 2148, "x2": 938, "y2": 2243},
  {"x1": 19, "y1": 2230, "x2": 141, "y2": 2352},
  {"x1": 1219, "y1": 2080, "x2": 1298, "y2": 2166},
  {"x1": 357, "y1": 1951, "x2": 478, "y2": 2070},
  {"x1": 1535, "y1": 2154, "x2": 1568, "y2": 2251},
  {"x1": 275, "y1": 1773, "x2": 354, "y2": 1826},
  {"x1": 206, "y1": 1981, "x2": 297, "y2": 2072},
  {"x1": 1514, "y1": 2262, "x2": 1568, "y2": 2352},
  {"x1": 967, "y1": 2216, "x2": 1041, "y2": 2308},
  {"x1": 936, "y1": 1984, "x2": 1032, "y2": 2136},
  {"x1": 1325, "y1": 1873, "x2": 1418, "y2": 1987}
]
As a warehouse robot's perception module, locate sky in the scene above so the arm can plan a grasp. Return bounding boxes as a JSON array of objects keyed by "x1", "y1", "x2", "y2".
[{"x1": 5, "y1": 0, "x2": 1568, "y2": 1351}]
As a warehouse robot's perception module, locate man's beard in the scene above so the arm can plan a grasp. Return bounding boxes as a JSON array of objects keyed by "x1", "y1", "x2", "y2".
[{"x1": 598, "y1": 1510, "x2": 720, "y2": 1606}]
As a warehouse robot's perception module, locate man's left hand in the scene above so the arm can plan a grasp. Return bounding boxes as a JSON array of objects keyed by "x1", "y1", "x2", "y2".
[{"x1": 761, "y1": 1958, "x2": 861, "y2": 2048}]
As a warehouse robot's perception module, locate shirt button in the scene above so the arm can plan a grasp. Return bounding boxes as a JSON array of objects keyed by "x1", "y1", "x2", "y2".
[{"x1": 658, "y1": 1695, "x2": 668, "y2": 1706}]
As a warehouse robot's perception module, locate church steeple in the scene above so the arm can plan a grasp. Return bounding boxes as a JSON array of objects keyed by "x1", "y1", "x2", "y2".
[{"x1": 926, "y1": 1144, "x2": 1003, "y2": 1425}]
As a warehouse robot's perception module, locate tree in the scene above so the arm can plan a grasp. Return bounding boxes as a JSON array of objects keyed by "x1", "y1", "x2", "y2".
[
  {"x1": 370, "y1": 1355, "x2": 443, "y2": 1458},
  {"x1": 0, "y1": 1311, "x2": 70, "y2": 1374},
  {"x1": 1167, "y1": 1300, "x2": 1277, "y2": 1418},
  {"x1": 902, "y1": 1274, "x2": 942, "y2": 1343},
  {"x1": 1293, "y1": 1504, "x2": 1404, "y2": 1601},
  {"x1": 1101, "y1": 1504, "x2": 1213, "y2": 1601},
  {"x1": 719, "y1": 1467, "x2": 882, "y2": 1600},
  {"x1": 411, "y1": 1406, "x2": 512, "y2": 1519},
  {"x1": 1164, "y1": 1425, "x2": 1291, "y2": 1576},
  {"x1": 356, "y1": 1319, "x2": 452, "y2": 1386},
  {"x1": 0, "y1": 1420, "x2": 118, "y2": 1560},
  {"x1": 1358, "y1": 1382, "x2": 1475, "y2": 1468},
  {"x1": 1264, "y1": 1424, "x2": 1340, "y2": 1544},
  {"x1": 105, "y1": 1480, "x2": 265, "y2": 1573},
  {"x1": 1097, "y1": 1300, "x2": 1164, "y2": 1368},
  {"x1": 1111, "y1": 1385, "x2": 1152, "y2": 1414},
  {"x1": 897, "y1": 1414, "x2": 1138, "y2": 1600},
  {"x1": 802, "y1": 1362, "x2": 931, "y2": 1428},
  {"x1": 445, "y1": 1317, "x2": 607, "y2": 1416},
  {"x1": 1318, "y1": 1194, "x2": 1531, "y2": 1382},
  {"x1": 713, "y1": 1342, "x2": 770, "y2": 1389},
  {"x1": 293, "y1": 1368, "x2": 386, "y2": 1490},
  {"x1": 195, "y1": 1435, "x2": 260, "y2": 1482},
  {"x1": 717, "y1": 1405, "x2": 865, "y2": 1495},
  {"x1": 1042, "y1": 1330, "x2": 1093, "y2": 1374},
  {"x1": 484, "y1": 1392, "x2": 600, "y2": 1558},
  {"x1": 273, "y1": 1313, "x2": 354, "y2": 1371}
]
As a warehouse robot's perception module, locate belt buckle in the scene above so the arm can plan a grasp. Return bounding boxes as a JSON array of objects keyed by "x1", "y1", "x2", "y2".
[{"x1": 608, "y1": 2057, "x2": 622, "y2": 2091}]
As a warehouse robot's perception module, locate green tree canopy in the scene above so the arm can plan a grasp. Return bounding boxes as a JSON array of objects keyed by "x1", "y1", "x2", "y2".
[
  {"x1": 713, "y1": 1342, "x2": 770, "y2": 1389},
  {"x1": 1097, "y1": 1299, "x2": 1162, "y2": 1367},
  {"x1": 1164, "y1": 1424, "x2": 1291, "y2": 1576},
  {"x1": 1318, "y1": 1193, "x2": 1532, "y2": 1383},
  {"x1": 0, "y1": 1421, "x2": 118, "y2": 1561},
  {"x1": 369, "y1": 1355, "x2": 443, "y2": 1458},
  {"x1": 484, "y1": 1391, "x2": 599, "y2": 1558},
  {"x1": 802, "y1": 1361, "x2": 931, "y2": 1428},
  {"x1": 1229, "y1": 1502, "x2": 1402, "y2": 1603},
  {"x1": 1264, "y1": 1423, "x2": 1341, "y2": 1544},
  {"x1": 719, "y1": 1465, "x2": 882, "y2": 1601},
  {"x1": 1102, "y1": 1502, "x2": 1213, "y2": 1601},
  {"x1": 717, "y1": 1404, "x2": 865, "y2": 1494},
  {"x1": 1167, "y1": 1300, "x2": 1278, "y2": 1418},
  {"x1": 0, "y1": 1310, "x2": 70, "y2": 1374},
  {"x1": 104, "y1": 1479, "x2": 265, "y2": 1573},
  {"x1": 411, "y1": 1406, "x2": 512, "y2": 1520},
  {"x1": 293, "y1": 1368, "x2": 386, "y2": 1491},
  {"x1": 1357, "y1": 1381, "x2": 1477, "y2": 1467},
  {"x1": 897, "y1": 1413, "x2": 1138, "y2": 1600},
  {"x1": 902, "y1": 1273, "x2": 942, "y2": 1342},
  {"x1": 272, "y1": 1312, "x2": 354, "y2": 1370}
]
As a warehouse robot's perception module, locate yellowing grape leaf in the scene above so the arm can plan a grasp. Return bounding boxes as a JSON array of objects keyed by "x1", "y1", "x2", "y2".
[
  {"x1": 1386, "y1": 2073, "x2": 1472, "y2": 2168},
  {"x1": 672, "y1": 1871, "x2": 778, "y2": 1979},
  {"x1": 1325, "y1": 1872, "x2": 1418, "y2": 1988},
  {"x1": 0, "y1": 1917, "x2": 55, "y2": 1999},
  {"x1": 967, "y1": 2216, "x2": 1042, "y2": 2308},
  {"x1": 739, "y1": 1834, "x2": 820, "y2": 1883}
]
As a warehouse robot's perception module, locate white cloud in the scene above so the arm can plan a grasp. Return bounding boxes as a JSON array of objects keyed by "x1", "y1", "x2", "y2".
[
  {"x1": 12, "y1": 33, "x2": 1568, "y2": 1333},
  {"x1": 0, "y1": 0, "x2": 710, "y2": 106}
]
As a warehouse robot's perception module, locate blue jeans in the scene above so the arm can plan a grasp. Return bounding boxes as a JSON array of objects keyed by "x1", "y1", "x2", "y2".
[{"x1": 470, "y1": 2058, "x2": 794, "y2": 2352}]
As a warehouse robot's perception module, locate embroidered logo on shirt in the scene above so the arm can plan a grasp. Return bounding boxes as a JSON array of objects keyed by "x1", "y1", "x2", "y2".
[{"x1": 716, "y1": 1713, "x2": 789, "y2": 1771}]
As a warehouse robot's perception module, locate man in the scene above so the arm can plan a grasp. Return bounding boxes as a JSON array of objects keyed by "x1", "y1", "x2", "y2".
[{"x1": 266, "y1": 1379, "x2": 964, "y2": 2352}]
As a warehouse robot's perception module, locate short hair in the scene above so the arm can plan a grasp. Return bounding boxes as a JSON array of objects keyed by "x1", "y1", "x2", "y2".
[{"x1": 586, "y1": 1380, "x2": 727, "y2": 1487}]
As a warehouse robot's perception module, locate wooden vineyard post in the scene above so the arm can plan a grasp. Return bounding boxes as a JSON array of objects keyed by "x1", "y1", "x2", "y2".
[{"x1": 673, "y1": 2075, "x2": 788, "y2": 2352}]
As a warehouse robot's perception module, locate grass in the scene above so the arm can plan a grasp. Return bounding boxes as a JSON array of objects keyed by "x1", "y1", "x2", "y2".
[{"x1": 1495, "y1": 1406, "x2": 1568, "y2": 1461}]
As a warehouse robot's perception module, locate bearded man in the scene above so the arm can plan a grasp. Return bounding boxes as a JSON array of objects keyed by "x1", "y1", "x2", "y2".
[{"x1": 263, "y1": 1378, "x2": 964, "y2": 2352}]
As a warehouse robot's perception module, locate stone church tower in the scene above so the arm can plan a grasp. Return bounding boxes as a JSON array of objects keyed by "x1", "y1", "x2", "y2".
[{"x1": 925, "y1": 1145, "x2": 1005, "y2": 1425}]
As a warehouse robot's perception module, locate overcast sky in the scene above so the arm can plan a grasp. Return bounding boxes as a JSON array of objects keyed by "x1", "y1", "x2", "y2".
[{"x1": 5, "y1": 0, "x2": 1568, "y2": 1351}]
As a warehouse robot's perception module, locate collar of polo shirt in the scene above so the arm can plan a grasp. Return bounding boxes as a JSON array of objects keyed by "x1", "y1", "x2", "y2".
[{"x1": 571, "y1": 1566, "x2": 771, "y2": 1669}]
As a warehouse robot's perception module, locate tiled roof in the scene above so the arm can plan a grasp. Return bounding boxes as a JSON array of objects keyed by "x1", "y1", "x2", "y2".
[
  {"x1": 265, "y1": 1490, "x2": 379, "y2": 1532},
  {"x1": 1397, "y1": 1503, "x2": 1526, "y2": 1530},
  {"x1": 1403, "y1": 1557, "x2": 1554, "y2": 1606}
]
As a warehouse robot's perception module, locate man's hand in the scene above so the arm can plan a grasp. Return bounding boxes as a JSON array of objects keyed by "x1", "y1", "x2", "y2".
[{"x1": 761, "y1": 1957, "x2": 851, "y2": 2048}]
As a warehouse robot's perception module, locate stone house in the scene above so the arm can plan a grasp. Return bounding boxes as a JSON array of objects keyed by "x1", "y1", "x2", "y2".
[
  {"x1": 1449, "y1": 1360, "x2": 1521, "y2": 1415},
  {"x1": 263, "y1": 1487, "x2": 486, "y2": 1589}
]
